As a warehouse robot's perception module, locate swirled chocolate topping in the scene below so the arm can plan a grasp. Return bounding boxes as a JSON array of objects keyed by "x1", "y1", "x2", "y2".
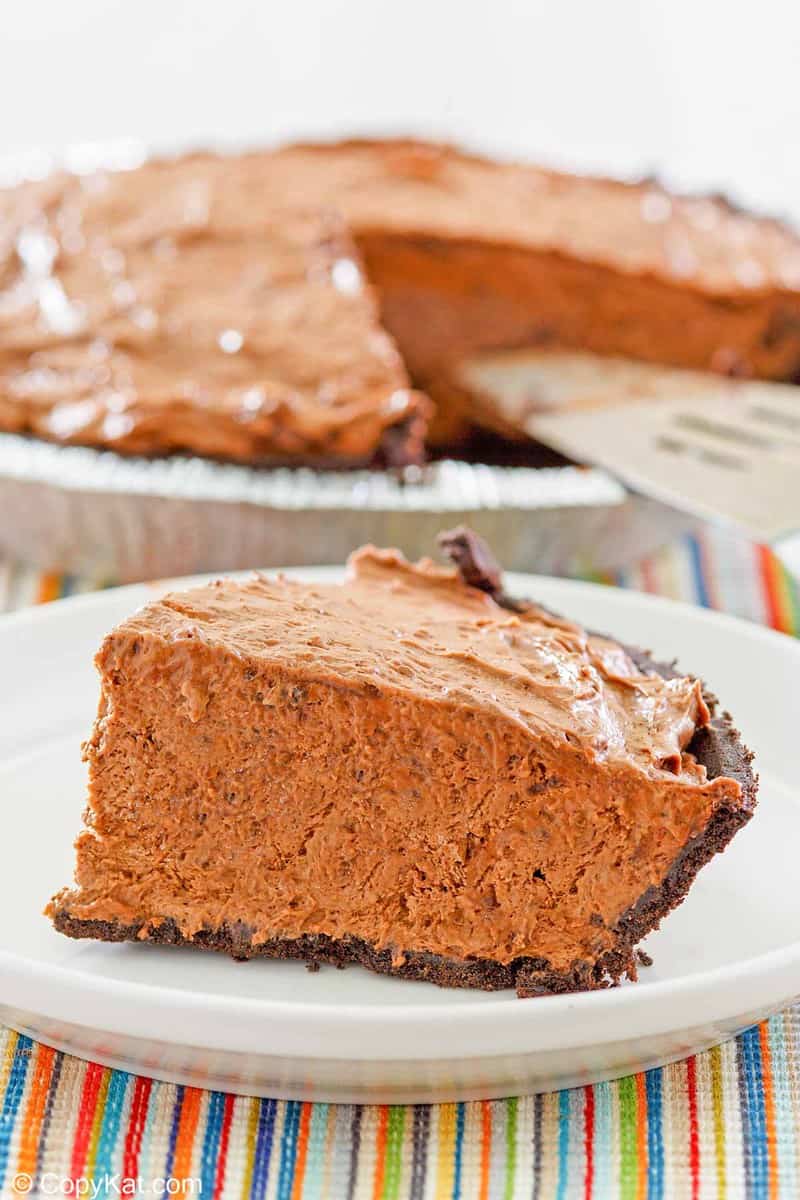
[
  {"x1": 3, "y1": 140, "x2": 800, "y2": 462},
  {"x1": 0, "y1": 160, "x2": 427, "y2": 465}
]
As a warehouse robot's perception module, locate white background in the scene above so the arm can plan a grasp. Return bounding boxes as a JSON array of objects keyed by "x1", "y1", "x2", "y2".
[{"x1": 1, "y1": 0, "x2": 799, "y2": 219}]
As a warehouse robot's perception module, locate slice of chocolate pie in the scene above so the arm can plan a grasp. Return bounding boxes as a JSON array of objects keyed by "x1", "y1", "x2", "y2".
[{"x1": 48, "y1": 530, "x2": 756, "y2": 996}]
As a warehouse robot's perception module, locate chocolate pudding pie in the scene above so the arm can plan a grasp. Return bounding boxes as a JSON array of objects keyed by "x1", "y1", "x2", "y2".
[
  {"x1": 2, "y1": 140, "x2": 799, "y2": 461},
  {"x1": 48, "y1": 529, "x2": 756, "y2": 996}
]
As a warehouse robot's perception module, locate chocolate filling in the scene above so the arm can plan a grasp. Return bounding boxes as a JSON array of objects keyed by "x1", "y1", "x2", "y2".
[{"x1": 51, "y1": 794, "x2": 751, "y2": 997}]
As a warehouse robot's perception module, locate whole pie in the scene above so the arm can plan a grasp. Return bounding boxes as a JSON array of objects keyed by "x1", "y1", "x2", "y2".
[{"x1": 2, "y1": 140, "x2": 799, "y2": 464}]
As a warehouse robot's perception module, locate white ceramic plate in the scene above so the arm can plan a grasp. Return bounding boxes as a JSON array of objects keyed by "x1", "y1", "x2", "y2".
[{"x1": 1, "y1": 570, "x2": 798, "y2": 1103}]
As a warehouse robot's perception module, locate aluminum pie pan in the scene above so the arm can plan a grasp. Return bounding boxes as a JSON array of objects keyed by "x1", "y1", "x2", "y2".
[{"x1": 0, "y1": 432, "x2": 693, "y2": 583}]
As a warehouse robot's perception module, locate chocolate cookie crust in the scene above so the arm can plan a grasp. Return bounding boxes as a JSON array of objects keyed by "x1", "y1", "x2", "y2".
[{"x1": 50, "y1": 529, "x2": 756, "y2": 998}]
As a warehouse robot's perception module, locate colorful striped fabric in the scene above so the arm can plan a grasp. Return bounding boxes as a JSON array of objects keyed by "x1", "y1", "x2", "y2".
[
  {"x1": 1, "y1": 528, "x2": 798, "y2": 1199},
  {"x1": 1, "y1": 1018, "x2": 800, "y2": 1198}
]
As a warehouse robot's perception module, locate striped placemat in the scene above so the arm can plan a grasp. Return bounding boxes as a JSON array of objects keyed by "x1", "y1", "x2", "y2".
[
  {"x1": 0, "y1": 1015, "x2": 798, "y2": 1199},
  {"x1": 1, "y1": 528, "x2": 798, "y2": 1199}
]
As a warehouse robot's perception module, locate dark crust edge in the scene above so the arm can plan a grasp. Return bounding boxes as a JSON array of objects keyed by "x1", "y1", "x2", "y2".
[
  {"x1": 376, "y1": 392, "x2": 431, "y2": 468},
  {"x1": 50, "y1": 527, "x2": 758, "y2": 998}
]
